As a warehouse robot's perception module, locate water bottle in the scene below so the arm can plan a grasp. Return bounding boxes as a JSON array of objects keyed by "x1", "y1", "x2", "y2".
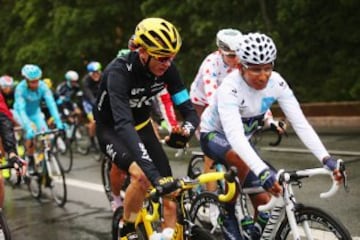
[
  {"x1": 149, "y1": 228, "x2": 174, "y2": 240},
  {"x1": 162, "y1": 227, "x2": 174, "y2": 240},
  {"x1": 240, "y1": 215, "x2": 255, "y2": 240},
  {"x1": 149, "y1": 231, "x2": 164, "y2": 240}
]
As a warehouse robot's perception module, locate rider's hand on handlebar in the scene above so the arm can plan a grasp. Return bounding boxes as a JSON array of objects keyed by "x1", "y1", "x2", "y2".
[
  {"x1": 323, "y1": 156, "x2": 344, "y2": 183},
  {"x1": 259, "y1": 169, "x2": 282, "y2": 197},
  {"x1": 155, "y1": 176, "x2": 179, "y2": 196},
  {"x1": 269, "y1": 119, "x2": 287, "y2": 135},
  {"x1": 9, "y1": 156, "x2": 27, "y2": 176},
  {"x1": 164, "y1": 125, "x2": 190, "y2": 149}
]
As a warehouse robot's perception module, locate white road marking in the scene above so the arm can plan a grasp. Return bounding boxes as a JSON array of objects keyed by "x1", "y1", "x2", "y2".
[
  {"x1": 261, "y1": 147, "x2": 360, "y2": 156},
  {"x1": 65, "y1": 178, "x2": 104, "y2": 192}
]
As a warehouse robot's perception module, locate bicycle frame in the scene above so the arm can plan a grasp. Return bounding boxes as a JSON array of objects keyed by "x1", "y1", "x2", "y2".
[
  {"x1": 139, "y1": 169, "x2": 238, "y2": 240},
  {"x1": 258, "y1": 167, "x2": 343, "y2": 240}
]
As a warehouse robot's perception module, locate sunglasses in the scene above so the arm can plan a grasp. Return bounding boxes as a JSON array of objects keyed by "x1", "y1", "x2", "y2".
[
  {"x1": 152, "y1": 55, "x2": 175, "y2": 64},
  {"x1": 221, "y1": 51, "x2": 237, "y2": 59}
]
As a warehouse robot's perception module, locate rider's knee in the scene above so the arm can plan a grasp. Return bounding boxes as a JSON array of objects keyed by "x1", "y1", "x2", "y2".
[
  {"x1": 128, "y1": 163, "x2": 150, "y2": 192},
  {"x1": 163, "y1": 198, "x2": 176, "y2": 213}
]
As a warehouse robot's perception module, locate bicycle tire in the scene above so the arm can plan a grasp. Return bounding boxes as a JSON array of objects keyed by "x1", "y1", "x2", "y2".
[
  {"x1": 0, "y1": 209, "x2": 11, "y2": 240},
  {"x1": 112, "y1": 207, "x2": 148, "y2": 240},
  {"x1": 27, "y1": 173, "x2": 42, "y2": 199},
  {"x1": 101, "y1": 155, "x2": 112, "y2": 202},
  {"x1": 57, "y1": 136, "x2": 73, "y2": 173},
  {"x1": 187, "y1": 154, "x2": 204, "y2": 178},
  {"x1": 78, "y1": 125, "x2": 91, "y2": 155},
  {"x1": 112, "y1": 206, "x2": 123, "y2": 240},
  {"x1": 189, "y1": 192, "x2": 228, "y2": 239},
  {"x1": 187, "y1": 154, "x2": 206, "y2": 200},
  {"x1": 47, "y1": 152, "x2": 67, "y2": 207},
  {"x1": 276, "y1": 205, "x2": 351, "y2": 240}
]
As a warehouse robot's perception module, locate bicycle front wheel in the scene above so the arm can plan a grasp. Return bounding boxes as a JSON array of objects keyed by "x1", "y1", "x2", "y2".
[
  {"x1": 276, "y1": 205, "x2": 351, "y2": 240},
  {"x1": 0, "y1": 210, "x2": 12, "y2": 240},
  {"x1": 100, "y1": 155, "x2": 112, "y2": 202},
  {"x1": 47, "y1": 152, "x2": 67, "y2": 207},
  {"x1": 189, "y1": 192, "x2": 228, "y2": 239},
  {"x1": 57, "y1": 136, "x2": 73, "y2": 173}
]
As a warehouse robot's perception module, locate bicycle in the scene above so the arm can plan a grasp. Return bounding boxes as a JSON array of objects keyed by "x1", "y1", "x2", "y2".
[
  {"x1": 112, "y1": 167, "x2": 238, "y2": 240},
  {"x1": 26, "y1": 129, "x2": 67, "y2": 207},
  {"x1": 189, "y1": 160, "x2": 351, "y2": 239},
  {"x1": 187, "y1": 123, "x2": 286, "y2": 196},
  {"x1": 0, "y1": 157, "x2": 26, "y2": 240},
  {"x1": 57, "y1": 110, "x2": 90, "y2": 173}
]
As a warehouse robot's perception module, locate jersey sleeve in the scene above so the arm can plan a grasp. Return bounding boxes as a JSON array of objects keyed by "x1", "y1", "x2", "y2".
[
  {"x1": 201, "y1": 56, "x2": 221, "y2": 104},
  {"x1": 165, "y1": 65, "x2": 199, "y2": 135},
  {"x1": 157, "y1": 88, "x2": 178, "y2": 129},
  {"x1": 276, "y1": 80, "x2": 329, "y2": 162},
  {"x1": 217, "y1": 79, "x2": 269, "y2": 176},
  {"x1": 107, "y1": 69, "x2": 162, "y2": 185},
  {"x1": 42, "y1": 83, "x2": 62, "y2": 126},
  {"x1": 14, "y1": 85, "x2": 33, "y2": 130},
  {"x1": 0, "y1": 92, "x2": 13, "y2": 121}
]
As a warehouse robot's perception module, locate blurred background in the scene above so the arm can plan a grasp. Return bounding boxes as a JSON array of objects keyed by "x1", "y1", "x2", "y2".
[{"x1": 0, "y1": 0, "x2": 359, "y2": 103}]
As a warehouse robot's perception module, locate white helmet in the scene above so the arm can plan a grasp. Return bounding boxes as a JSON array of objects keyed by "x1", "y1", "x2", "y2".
[
  {"x1": 65, "y1": 70, "x2": 79, "y2": 82},
  {"x1": 216, "y1": 28, "x2": 242, "y2": 52},
  {"x1": 237, "y1": 32, "x2": 277, "y2": 64}
]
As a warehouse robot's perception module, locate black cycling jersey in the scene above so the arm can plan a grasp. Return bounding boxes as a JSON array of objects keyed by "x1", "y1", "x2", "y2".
[
  {"x1": 94, "y1": 51, "x2": 199, "y2": 184},
  {"x1": 55, "y1": 82, "x2": 81, "y2": 113},
  {"x1": 81, "y1": 74, "x2": 100, "y2": 106}
]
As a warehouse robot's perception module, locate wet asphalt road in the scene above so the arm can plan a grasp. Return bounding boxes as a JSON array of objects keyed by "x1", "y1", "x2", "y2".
[{"x1": 3, "y1": 126, "x2": 360, "y2": 240}]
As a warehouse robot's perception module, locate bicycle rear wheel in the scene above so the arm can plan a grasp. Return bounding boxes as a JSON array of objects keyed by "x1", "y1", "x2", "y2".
[
  {"x1": 276, "y1": 205, "x2": 351, "y2": 240},
  {"x1": 47, "y1": 152, "x2": 67, "y2": 207},
  {"x1": 75, "y1": 125, "x2": 90, "y2": 155},
  {"x1": 0, "y1": 209, "x2": 12, "y2": 240}
]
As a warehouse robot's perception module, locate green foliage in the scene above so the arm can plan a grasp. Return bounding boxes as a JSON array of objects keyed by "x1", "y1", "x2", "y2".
[{"x1": 0, "y1": 0, "x2": 359, "y2": 100}]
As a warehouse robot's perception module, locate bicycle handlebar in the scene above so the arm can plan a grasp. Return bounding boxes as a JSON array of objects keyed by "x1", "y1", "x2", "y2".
[{"x1": 258, "y1": 162, "x2": 345, "y2": 212}]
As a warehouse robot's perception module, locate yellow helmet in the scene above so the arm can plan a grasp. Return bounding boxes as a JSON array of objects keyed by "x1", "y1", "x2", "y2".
[
  {"x1": 43, "y1": 78, "x2": 53, "y2": 89},
  {"x1": 133, "y1": 18, "x2": 182, "y2": 57}
]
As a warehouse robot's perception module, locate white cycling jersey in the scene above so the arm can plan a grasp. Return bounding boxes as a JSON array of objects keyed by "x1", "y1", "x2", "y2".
[
  {"x1": 190, "y1": 51, "x2": 235, "y2": 106},
  {"x1": 200, "y1": 70, "x2": 329, "y2": 176}
]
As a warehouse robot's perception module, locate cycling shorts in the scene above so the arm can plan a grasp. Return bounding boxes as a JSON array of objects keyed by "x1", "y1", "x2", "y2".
[
  {"x1": 200, "y1": 131, "x2": 268, "y2": 189},
  {"x1": 82, "y1": 100, "x2": 94, "y2": 121},
  {"x1": 96, "y1": 120, "x2": 172, "y2": 177},
  {"x1": 19, "y1": 112, "x2": 49, "y2": 139}
]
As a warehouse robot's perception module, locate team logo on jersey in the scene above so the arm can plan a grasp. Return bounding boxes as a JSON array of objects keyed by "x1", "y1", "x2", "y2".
[
  {"x1": 97, "y1": 91, "x2": 107, "y2": 111},
  {"x1": 129, "y1": 96, "x2": 154, "y2": 108},
  {"x1": 139, "y1": 143, "x2": 152, "y2": 162},
  {"x1": 106, "y1": 143, "x2": 117, "y2": 161},
  {"x1": 126, "y1": 63, "x2": 132, "y2": 71},
  {"x1": 261, "y1": 97, "x2": 275, "y2": 112},
  {"x1": 131, "y1": 88, "x2": 145, "y2": 95}
]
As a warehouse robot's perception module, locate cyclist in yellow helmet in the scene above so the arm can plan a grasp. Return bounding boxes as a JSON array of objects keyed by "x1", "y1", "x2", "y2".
[{"x1": 94, "y1": 18, "x2": 198, "y2": 239}]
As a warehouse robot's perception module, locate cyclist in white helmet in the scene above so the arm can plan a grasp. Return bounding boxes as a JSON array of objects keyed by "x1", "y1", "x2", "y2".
[
  {"x1": 190, "y1": 29, "x2": 281, "y2": 200},
  {"x1": 200, "y1": 32, "x2": 345, "y2": 239},
  {"x1": 55, "y1": 70, "x2": 83, "y2": 124}
]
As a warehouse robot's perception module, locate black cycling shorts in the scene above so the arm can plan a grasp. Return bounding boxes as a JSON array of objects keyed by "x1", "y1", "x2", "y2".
[{"x1": 96, "y1": 122, "x2": 172, "y2": 177}]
